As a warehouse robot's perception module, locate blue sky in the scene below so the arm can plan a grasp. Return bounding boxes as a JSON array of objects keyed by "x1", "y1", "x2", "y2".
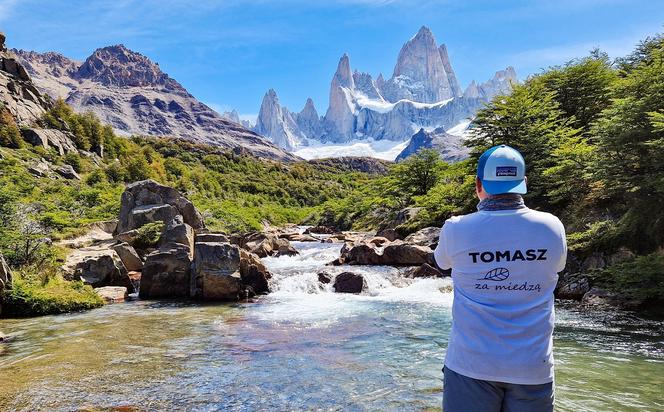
[{"x1": 1, "y1": 0, "x2": 662, "y2": 120}]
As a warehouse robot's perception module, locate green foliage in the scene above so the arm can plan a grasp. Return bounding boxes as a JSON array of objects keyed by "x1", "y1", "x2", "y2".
[
  {"x1": 393, "y1": 149, "x2": 443, "y2": 197},
  {"x1": 63, "y1": 152, "x2": 82, "y2": 173},
  {"x1": 133, "y1": 221, "x2": 165, "y2": 249},
  {"x1": 3, "y1": 272, "x2": 104, "y2": 317},
  {"x1": 0, "y1": 107, "x2": 24, "y2": 149},
  {"x1": 587, "y1": 253, "x2": 664, "y2": 303}
]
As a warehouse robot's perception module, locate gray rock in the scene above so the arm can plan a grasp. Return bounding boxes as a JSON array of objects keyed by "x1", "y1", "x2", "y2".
[
  {"x1": 253, "y1": 89, "x2": 304, "y2": 150},
  {"x1": 28, "y1": 159, "x2": 50, "y2": 177},
  {"x1": 376, "y1": 228, "x2": 399, "y2": 241},
  {"x1": 404, "y1": 226, "x2": 440, "y2": 249},
  {"x1": 117, "y1": 180, "x2": 205, "y2": 235},
  {"x1": 190, "y1": 242, "x2": 245, "y2": 300},
  {"x1": 130, "y1": 204, "x2": 178, "y2": 232},
  {"x1": 333, "y1": 272, "x2": 366, "y2": 293},
  {"x1": 395, "y1": 207, "x2": 422, "y2": 226},
  {"x1": 94, "y1": 286, "x2": 128, "y2": 303},
  {"x1": 112, "y1": 242, "x2": 143, "y2": 271},
  {"x1": 55, "y1": 164, "x2": 81, "y2": 180},
  {"x1": 404, "y1": 263, "x2": 448, "y2": 278},
  {"x1": 195, "y1": 233, "x2": 229, "y2": 243},
  {"x1": 556, "y1": 276, "x2": 590, "y2": 300},
  {"x1": 21, "y1": 128, "x2": 78, "y2": 156},
  {"x1": 140, "y1": 245, "x2": 191, "y2": 299},
  {"x1": 239, "y1": 249, "x2": 271, "y2": 294},
  {"x1": 382, "y1": 242, "x2": 435, "y2": 266},
  {"x1": 74, "y1": 252, "x2": 132, "y2": 290},
  {"x1": 317, "y1": 271, "x2": 333, "y2": 284},
  {"x1": 159, "y1": 216, "x2": 194, "y2": 257}
]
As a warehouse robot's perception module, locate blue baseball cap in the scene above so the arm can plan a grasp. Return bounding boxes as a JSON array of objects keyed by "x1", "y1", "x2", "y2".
[{"x1": 477, "y1": 145, "x2": 527, "y2": 195}]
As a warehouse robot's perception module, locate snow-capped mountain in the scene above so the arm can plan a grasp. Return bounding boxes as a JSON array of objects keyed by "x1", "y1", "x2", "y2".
[{"x1": 254, "y1": 26, "x2": 517, "y2": 160}]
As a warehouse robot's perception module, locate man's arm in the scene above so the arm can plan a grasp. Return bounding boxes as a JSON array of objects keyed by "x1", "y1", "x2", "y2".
[{"x1": 433, "y1": 221, "x2": 453, "y2": 270}]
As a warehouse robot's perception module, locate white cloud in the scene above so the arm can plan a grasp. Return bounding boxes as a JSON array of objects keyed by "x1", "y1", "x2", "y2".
[{"x1": 0, "y1": 0, "x2": 18, "y2": 22}]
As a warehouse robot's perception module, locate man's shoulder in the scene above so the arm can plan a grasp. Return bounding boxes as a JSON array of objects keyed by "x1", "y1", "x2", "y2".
[
  {"x1": 444, "y1": 211, "x2": 483, "y2": 227},
  {"x1": 523, "y1": 208, "x2": 564, "y2": 227}
]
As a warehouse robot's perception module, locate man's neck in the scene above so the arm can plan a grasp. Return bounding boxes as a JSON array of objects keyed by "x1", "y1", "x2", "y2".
[{"x1": 477, "y1": 194, "x2": 526, "y2": 211}]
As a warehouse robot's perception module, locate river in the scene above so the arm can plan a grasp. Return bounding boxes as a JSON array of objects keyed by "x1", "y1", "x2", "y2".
[{"x1": 1, "y1": 240, "x2": 663, "y2": 411}]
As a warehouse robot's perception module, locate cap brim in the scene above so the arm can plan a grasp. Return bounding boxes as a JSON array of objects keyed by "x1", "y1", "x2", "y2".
[{"x1": 482, "y1": 179, "x2": 527, "y2": 195}]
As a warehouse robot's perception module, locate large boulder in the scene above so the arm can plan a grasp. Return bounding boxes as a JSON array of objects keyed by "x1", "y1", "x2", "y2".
[
  {"x1": 340, "y1": 243, "x2": 383, "y2": 265},
  {"x1": 304, "y1": 226, "x2": 335, "y2": 235},
  {"x1": 404, "y1": 227, "x2": 440, "y2": 249},
  {"x1": 116, "y1": 180, "x2": 205, "y2": 235},
  {"x1": 333, "y1": 272, "x2": 366, "y2": 293},
  {"x1": 190, "y1": 242, "x2": 245, "y2": 300},
  {"x1": 381, "y1": 242, "x2": 434, "y2": 266},
  {"x1": 140, "y1": 245, "x2": 191, "y2": 299},
  {"x1": 112, "y1": 242, "x2": 143, "y2": 272},
  {"x1": 239, "y1": 249, "x2": 271, "y2": 294},
  {"x1": 376, "y1": 228, "x2": 399, "y2": 241},
  {"x1": 55, "y1": 164, "x2": 81, "y2": 180},
  {"x1": 74, "y1": 252, "x2": 132, "y2": 290},
  {"x1": 21, "y1": 128, "x2": 78, "y2": 156},
  {"x1": 339, "y1": 241, "x2": 434, "y2": 266}
]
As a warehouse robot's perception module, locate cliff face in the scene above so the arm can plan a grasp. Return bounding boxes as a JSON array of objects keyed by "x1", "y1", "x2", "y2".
[
  {"x1": 0, "y1": 34, "x2": 52, "y2": 126},
  {"x1": 14, "y1": 44, "x2": 297, "y2": 161}
]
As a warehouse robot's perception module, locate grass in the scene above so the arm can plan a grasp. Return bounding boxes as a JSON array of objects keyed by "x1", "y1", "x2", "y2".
[{"x1": 2, "y1": 270, "x2": 104, "y2": 317}]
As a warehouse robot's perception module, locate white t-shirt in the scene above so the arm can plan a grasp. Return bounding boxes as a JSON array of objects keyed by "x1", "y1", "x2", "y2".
[{"x1": 434, "y1": 207, "x2": 567, "y2": 385}]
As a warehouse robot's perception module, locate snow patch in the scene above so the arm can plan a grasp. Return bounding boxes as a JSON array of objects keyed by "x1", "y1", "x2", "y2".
[{"x1": 294, "y1": 138, "x2": 410, "y2": 161}]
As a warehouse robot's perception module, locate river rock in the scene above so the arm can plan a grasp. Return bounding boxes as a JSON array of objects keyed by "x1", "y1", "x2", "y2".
[
  {"x1": 274, "y1": 238, "x2": 299, "y2": 257},
  {"x1": 140, "y1": 245, "x2": 191, "y2": 299},
  {"x1": 404, "y1": 263, "x2": 448, "y2": 278},
  {"x1": 333, "y1": 272, "x2": 366, "y2": 293},
  {"x1": 340, "y1": 242, "x2": 382, "y2": 265},
  {"x1": 74, "y1": 252, "x2": 132, "y2": 290},
  {"x1": 304, "y1": 225, "x2": 335, "y2": 235},
  {"x1": 376, "y1": 228, "x2": 399, "y2": 241},
  {"x1": 116, "y1": 179, "x2": 205, "y2": 234},
  {"x1": 317, "y1": 271, "x2": 333, "y2": 284},
  {"x1": 94, "y1": 286, "x2": 128, "y2": 303},
  {"x1": 239, "y1": 249, "x2": 271, "y2": 294},
  {"x1": 404, "y1": 226, "x2": 440, "y2": 249},
  {"x1": 112, "y1": 242, "x2": 143, "y2": 271},
  {"x1": 281, "y1": 233, "x2": 318, "y2": 242},
  {"x1": 382, "y1": 242, "x2": 435, "y2": 266},
  {"x1": 190, "y1": 242, "x2": 245, "y2": 300},
  {"x1": 116, "y1": 229, "x2": 139, "y2": 244},
  {"x1": 555, "y1": 274, "x2": 590, "y2": 300},
  {"x1": 368, "y1": 236, "x2": 390, "y2": 247}
]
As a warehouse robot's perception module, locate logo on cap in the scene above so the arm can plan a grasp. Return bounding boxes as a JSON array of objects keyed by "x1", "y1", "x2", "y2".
[{"x1": 495, "y1": 166, "x2": 517, "y2": 177}]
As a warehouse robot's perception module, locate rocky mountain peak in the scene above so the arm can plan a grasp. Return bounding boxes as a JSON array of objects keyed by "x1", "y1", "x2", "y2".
[
  {"x1": 301, "y1": 98, "x2": 318, "y2": 117},
  {"x1": 438, "y1": 44, "x2": 462, "y2": 97},
  {"x1": 332, "y1": 53, "x2": 354, "y2": 90},
  {"x1": 384, "y1": 25, "x2": 453, "y2": 103},
  {"x1": 76, "y1": 44, "x2": 183, "y2": 90},
  {"x1": 254, "y1": 89, "x2": 302, "y2": 150}
]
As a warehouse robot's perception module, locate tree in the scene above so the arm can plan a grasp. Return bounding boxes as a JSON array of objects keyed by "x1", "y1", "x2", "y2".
[
  {"x1": 467, "y1": 81, "x2": 580, "y2": 207},
  {"x1": 393, "y1": 149, "x2": 443, "y2": 197}
]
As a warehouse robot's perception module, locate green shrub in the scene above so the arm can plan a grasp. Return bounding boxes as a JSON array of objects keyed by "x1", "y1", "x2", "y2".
[
  {"x1": 2, "y1": 271, "x2": 104, "y2": 317},
  {"x1": 63, "y1": 152, "x2": 82, "y2": 173},
  {"x1": 587, "y1": 253, "x2": 664, "y2": 303},
  {"x1": 133, "y1": 221, "x2": 165, "y2": 249}
]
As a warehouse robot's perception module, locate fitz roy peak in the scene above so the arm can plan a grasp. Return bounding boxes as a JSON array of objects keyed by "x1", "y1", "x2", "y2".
[
  {"x1": 14, "y1": 44, "x2": 296, "y2": 161},
  {"x1": 254, "y1": 26, "x2": 517, "y2": 160}
]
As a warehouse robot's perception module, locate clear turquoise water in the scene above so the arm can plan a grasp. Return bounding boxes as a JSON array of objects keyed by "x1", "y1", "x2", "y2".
[{"x1": 1, "y1": 242, "x2": 663, "y2": 411}]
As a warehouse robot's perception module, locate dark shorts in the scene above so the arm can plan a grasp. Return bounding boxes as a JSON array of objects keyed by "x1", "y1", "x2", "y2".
[{"x1": 443, "y1": 367, "x2": 554, "y2": 412}]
